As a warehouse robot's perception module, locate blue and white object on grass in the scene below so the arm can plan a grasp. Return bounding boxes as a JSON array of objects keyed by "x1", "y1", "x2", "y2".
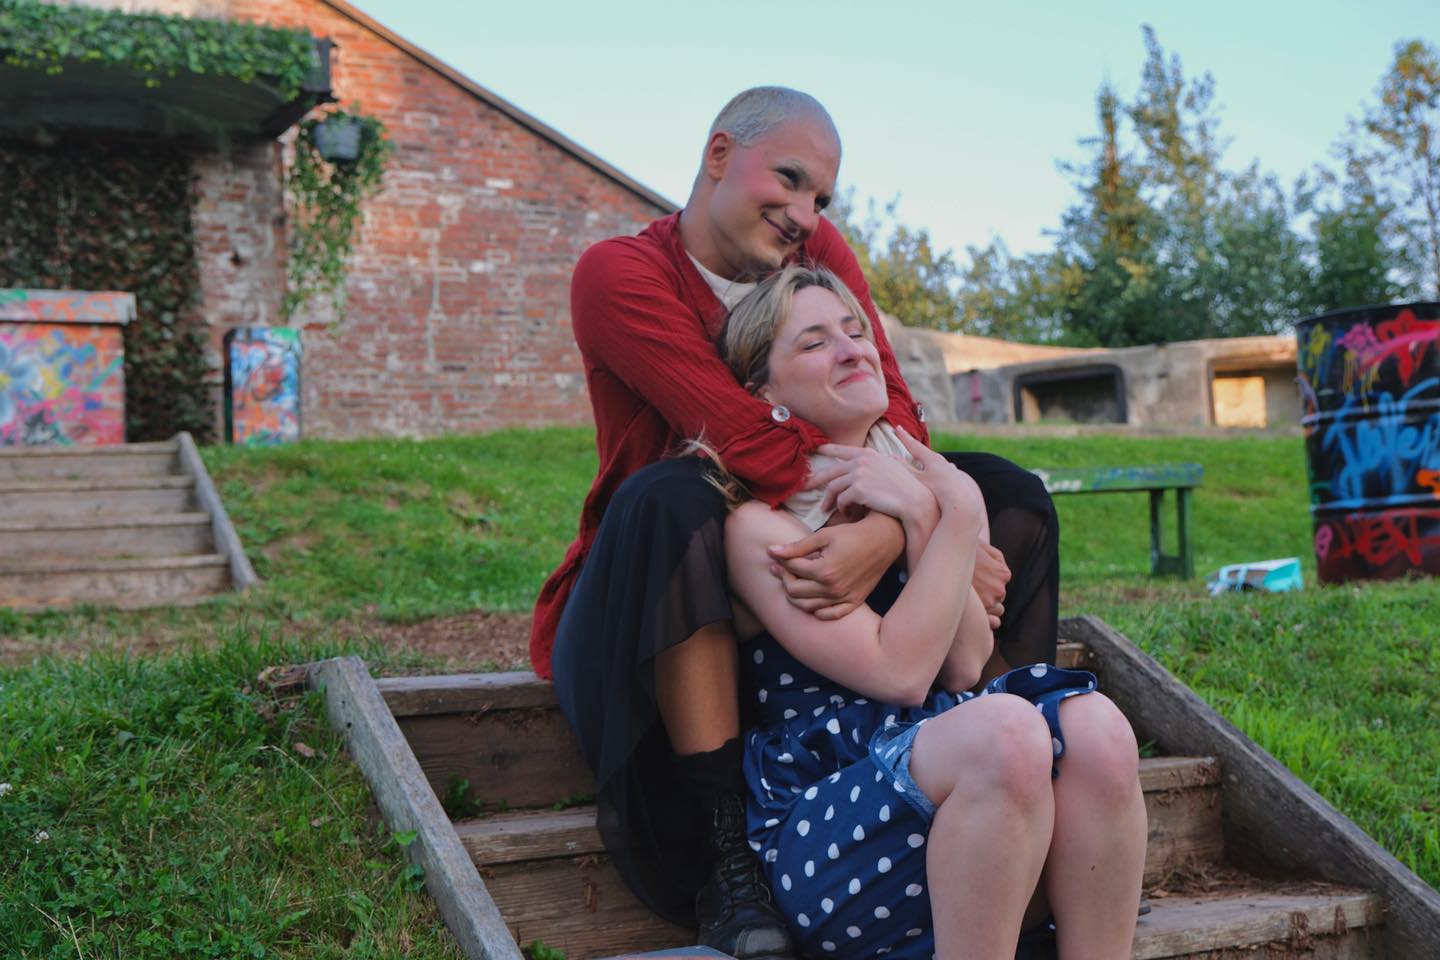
[{"x1": 1207, "y1": 557, "x2": 1304, "y2": 595}]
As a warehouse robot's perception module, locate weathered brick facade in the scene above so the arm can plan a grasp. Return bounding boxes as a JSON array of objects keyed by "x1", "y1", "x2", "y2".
[{"x1": 61, "y1": 0, "x2": 674, "y2": 439}]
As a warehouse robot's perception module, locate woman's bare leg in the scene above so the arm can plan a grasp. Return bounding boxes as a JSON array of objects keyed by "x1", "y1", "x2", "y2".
[
  {"x1": 655, "y1": 621, "x2": 740, "y2": 753},
  {"x1": 1045, "y1": 693, "x2": 1146, "y2": 959},
  {"x1": 909, "y1": 694, "x2": 1056, "y2": 960}
]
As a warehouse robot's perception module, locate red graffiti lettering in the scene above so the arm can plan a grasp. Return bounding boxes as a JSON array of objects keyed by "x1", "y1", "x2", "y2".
[
  {"x1": 1323, "y1": 509, "x2": 1440, "y2": 568},
  {"x1": 1340, "y1": 309, "x2": 1440, "y2": 390}
]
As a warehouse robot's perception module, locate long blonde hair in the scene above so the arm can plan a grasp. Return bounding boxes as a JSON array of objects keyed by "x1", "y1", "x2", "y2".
[{"x1": 692, "y1": 265, "x2": 873, "y2": 507}]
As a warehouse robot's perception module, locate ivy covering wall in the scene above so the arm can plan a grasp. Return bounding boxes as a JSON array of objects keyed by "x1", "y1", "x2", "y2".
[{"x1": 0, "y1": 139, "x2": 213, "y2": 442}]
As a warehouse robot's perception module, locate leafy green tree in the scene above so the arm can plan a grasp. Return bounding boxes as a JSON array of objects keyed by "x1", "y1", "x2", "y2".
[
  {"x1": 824, "y1": 189, "x2": 964, "y2": 330},
  {"x1": 1299, "y1": 169, "x2": 1408, "y2": 311},
  {"x1": 1047, "y1": 27, "x2": 1312, "y2": 345},
  {"x1": 1340, "y1": 38, "x2": 1440, "y2": 296}
]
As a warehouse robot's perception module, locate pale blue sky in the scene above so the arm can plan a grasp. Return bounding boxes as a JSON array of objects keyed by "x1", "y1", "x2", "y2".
[{"x1": 352, "y1": 0, "x2": 1436, "y2": 261}]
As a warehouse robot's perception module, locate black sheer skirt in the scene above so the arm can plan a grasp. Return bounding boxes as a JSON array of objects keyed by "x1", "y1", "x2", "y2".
[{"x1": 550, "y1": 452, "x2": 1059, "y2": 928}]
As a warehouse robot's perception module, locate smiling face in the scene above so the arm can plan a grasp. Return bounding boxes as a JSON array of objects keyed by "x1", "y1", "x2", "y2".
[
  {"x1": 696, "y1": 116, "x2": 841, "y2": 279},
  {"x1": 757, "y1": 285, "x2": 887, "y2": 443}
]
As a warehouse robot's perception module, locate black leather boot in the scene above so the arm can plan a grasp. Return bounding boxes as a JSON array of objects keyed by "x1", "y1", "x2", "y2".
[{"x1": 694, "y1": 793, "x2": 796, "y2": 960}]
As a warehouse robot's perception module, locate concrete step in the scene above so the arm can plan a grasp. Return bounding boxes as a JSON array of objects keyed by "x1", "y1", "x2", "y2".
[
  {"x1": 0, "y1": 554, "x2": 231, "y2": 611},
  {"x1": 0, "y1": 513, "x2": 213, "y2": 562},
  {"x1": 0, "y1": 440, "x2": 180, "y2": 481},
  {"x1": 0, "y1": 476, "x2": 194, "y2": 518}
]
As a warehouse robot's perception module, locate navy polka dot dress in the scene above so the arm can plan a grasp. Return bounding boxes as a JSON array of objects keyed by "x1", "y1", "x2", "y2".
[{"x1": 741, "y1": 628, "x2": 1096, "y2": 959}]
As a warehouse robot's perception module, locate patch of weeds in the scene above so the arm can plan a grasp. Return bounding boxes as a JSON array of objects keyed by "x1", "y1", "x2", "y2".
[
  {"x1": 524, "y1": 940, "x2": 567, "y2": 960},
  {"x1": 552, "y1": 792, "x2": 595, "y2": 811},
  {"x1": 440, "y1": 778, "x2": 485, "y2": 819}
]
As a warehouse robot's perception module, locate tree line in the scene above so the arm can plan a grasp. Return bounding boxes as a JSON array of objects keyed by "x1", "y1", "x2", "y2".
[{"x1": 828, "y1": 29, "x2": 1440, "y2": 346}]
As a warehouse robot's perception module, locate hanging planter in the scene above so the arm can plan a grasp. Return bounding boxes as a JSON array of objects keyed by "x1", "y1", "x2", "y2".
[
  {"x1": 284, "y1": 105, "x2": 391, "y2": 322},
  {"x1": 312, "y1": 115, "x2": 363, "y2": 162}
]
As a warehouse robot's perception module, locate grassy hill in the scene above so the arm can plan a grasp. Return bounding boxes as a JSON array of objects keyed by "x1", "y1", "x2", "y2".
[{"x1": 0, "y1": 427, "x2": 1434, "y2": 956}]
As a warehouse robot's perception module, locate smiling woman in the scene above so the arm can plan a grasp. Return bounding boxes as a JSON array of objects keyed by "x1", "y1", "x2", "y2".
[{"x1": 714, "y1": 265, "x2": 1147, "y2": 960}]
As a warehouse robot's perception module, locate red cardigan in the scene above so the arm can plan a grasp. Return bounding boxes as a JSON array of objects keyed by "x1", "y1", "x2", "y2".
[{"x1": 529, "y1": 212, "x2": 927, "y2": 677}]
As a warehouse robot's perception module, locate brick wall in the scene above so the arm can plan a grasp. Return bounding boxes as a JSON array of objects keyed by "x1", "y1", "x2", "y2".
[
  {"x1": 190, "y1": 142, "x2": 287, "y2": 423},
  {"x1": 59, "y1": 0, "x2": 672, "y2": 439}
]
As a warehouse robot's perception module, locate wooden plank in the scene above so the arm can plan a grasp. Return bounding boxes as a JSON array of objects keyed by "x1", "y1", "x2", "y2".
[
  {"x1": 309, "y1": 656, "x2": 523, "y2": 960},
  {"x1": 1064, "y1": 613, "x2": 1440, "y2": 958},
  {"x1": 384, "y1": 646, "x2": 1090, "y2": 721},
  {"x1": 1143, "y1": 782, "x2": 1224, "y2": 886},
  {"x1": 484, "y1": 856, "x2": 691, "y2": 960},
  {"x1": 1032, "y1": 463, "x2": 1204, "y2": 495},
  {"x1": 175, "y1": 431, "x2": 258, "y2": 590},
  {"x1": 1131, "y1": 889, "x2": 1383, "y2": 960},
  {"x1": 512, "y1": 912, "x2": 691, "y2": 960},
  {"x1": 400, "y1": 708, "x2": 593, "y2": 811},
  {"x1": 457, "y1": 807, "x2": 600, "y2": 866},
  {"x1": 1139, "y1": 755, "x2": 1221, "y2": 792},
  {"x1": 378, "y1": 671, "x2": 559, "y2": 716},
  {"x1": 457, "y1": 754, "x2": 1224, "y2": 882}
]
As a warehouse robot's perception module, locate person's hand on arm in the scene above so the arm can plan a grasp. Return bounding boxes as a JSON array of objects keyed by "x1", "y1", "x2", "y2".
[
  {"x1": 768, "y1": 444, "x2": 941, "y2": 618},
  {"x1": 767, "y1": 513, "x2": 904, "y2": 619},
  {"x1": 972, "y1": 540, "x2": 1010, "y2": 631},
  {"x1": 726, "y1": 426, "x2": 988, "y2": 704}
]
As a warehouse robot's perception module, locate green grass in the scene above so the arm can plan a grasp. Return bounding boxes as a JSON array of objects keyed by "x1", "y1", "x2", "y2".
[
  {"x1": 203, "y1": 428, "x2": 597, "y2": 621},
  {"x1": 0, "y1": 629, "x2": 461, "y2": 958},
  {"x1": 0, "y1": 426, "x2": 1435, "y2": 955}
]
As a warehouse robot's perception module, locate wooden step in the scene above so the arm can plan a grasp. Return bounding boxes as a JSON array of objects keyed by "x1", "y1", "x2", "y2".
[
  {"x1": 450, "y1": 755, "x2": 1224, "y2": 960},
  {"x1": 1132, "y1": 886, "x2": 1384, "y2": 959},
  {"x1": 0, "y1": 476, "x2": 194, "y2": 518},
  {"x1": 0, "y1": 441, "x2": 179, "y2": 481},
  {"x1": 455, "y1": 808, "x2": 1377, "y2": 960},
  {"x1": 456, "y1": 756, "x2": 1221, "y2": 879},
  {"x1": 377, "y1": 641, "x2": 1113, "y2": 818},
  {"x1": 0, "y1": 554, "x2": 231, "y2": 610},
  {"x1": 0, "y1": 513, "x2": 213, "y2": 561}
]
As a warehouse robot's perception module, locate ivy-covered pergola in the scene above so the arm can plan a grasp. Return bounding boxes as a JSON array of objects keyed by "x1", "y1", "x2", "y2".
[{"x1": 0, "y1": 0, "x2": 333, "y2": 142}]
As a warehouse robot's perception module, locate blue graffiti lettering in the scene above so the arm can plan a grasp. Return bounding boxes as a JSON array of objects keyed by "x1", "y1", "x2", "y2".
[{"x1": 1322, "y1": 377, "x2": 1440, "y2": 506}]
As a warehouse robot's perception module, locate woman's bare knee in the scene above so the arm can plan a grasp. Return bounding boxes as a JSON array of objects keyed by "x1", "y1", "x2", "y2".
[
  {"x1": 911, "y1": 694, "x2": 1054, "y2": 808},
  {"x1": 1058, "y1": 693, "x2": 1139, "y2": 793}
]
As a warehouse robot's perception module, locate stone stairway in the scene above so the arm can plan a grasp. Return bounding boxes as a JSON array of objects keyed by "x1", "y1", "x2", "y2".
[
  {"x1": 365, "y1": 638, "x2": 1393, "y2": 960},
  {"x1": 0, "y1": 434, "x2": 255, "y2": 611}
]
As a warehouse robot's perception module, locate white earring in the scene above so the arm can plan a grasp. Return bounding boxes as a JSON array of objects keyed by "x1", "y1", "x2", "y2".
[{"x1": 770, "y1": 404, "x2": 791, "y2": 423}]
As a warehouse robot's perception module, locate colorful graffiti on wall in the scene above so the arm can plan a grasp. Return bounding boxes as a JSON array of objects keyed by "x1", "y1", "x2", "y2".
[
  {"x1": 225, "y1": 327, "x2": 302, "y2": 446},
  {"x1": 0, "y1": 322, "x2": 127, "y2": 447},
  {"x1": 1297, "y1": 304, "x2": 1440, "y2": 583}
]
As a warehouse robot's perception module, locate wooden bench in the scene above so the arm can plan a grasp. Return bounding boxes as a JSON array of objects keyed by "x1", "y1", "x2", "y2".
[{"x1": 1030, "y1": 463, "x2": 1203, "y2": 578}]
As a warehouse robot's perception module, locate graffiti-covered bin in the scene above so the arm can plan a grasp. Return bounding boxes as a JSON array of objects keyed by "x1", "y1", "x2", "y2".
[
  {"x1": 224, "y1": 327, "x2": 302, "y2": 446},
  {"x1": 1297, "y1": 302, "x2": 1440, "y2": 583},
  {"x1": 0, "y1": 289, "x2": 134, "y2": 446}
]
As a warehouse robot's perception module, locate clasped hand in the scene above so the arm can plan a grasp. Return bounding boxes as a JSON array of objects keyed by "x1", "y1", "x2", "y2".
[{"x1": 767, "y1": 427, "x2": 1008, "y2": 625}]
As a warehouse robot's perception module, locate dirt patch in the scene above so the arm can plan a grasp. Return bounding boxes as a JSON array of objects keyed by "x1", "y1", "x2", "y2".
[
  {"x1": 0, "y1": 606, "x2": 534, "y2": 673},
  {"x1": 360, "y1": 610, "x2": 533, "y2": 672}
]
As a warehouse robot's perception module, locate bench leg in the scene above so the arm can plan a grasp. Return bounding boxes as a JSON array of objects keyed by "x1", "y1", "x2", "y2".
[
  {"x1": 1149, "y1": 490, "x2": 1163, "y2": 575},
  {"x1": 1149, "y1": 488, "x2": 1194, "y2": 578},
  {"x1": 1177, "y1": 488, "x2": 1194, "y2": 579}
]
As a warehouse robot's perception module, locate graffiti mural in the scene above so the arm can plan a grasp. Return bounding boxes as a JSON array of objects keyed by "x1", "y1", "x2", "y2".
[
  {"x1": 1297, "y1": 303, "x2": 1440, "y2": 583},
  {"x1": 0, "y1": 289, "x2": 134, "y2": 447},
  {"x1": 225, "y1": 327, "x2": 302, "y2": 446}
]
